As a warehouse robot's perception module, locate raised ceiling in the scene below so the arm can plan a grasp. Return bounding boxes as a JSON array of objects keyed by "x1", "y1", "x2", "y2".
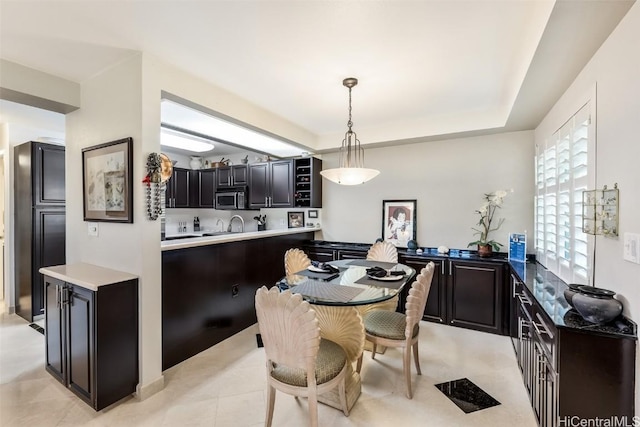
[{"x1": 0, "y1": 1, "x2": 634, "y2": 151}]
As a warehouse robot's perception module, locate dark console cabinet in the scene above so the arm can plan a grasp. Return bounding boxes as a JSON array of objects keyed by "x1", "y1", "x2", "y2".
[
  {"x1": 447, "y1": 260, "x2": 505, "y2": 334},
  {"x1": 511, "y1": 268, "x2": 636, "y2": 426},
  {"x1": 14, "y1": 141, "x2": 66, "y2": 321},
  {"x1": 42, "y1": 267, "x2": 138, "y2": 411}
]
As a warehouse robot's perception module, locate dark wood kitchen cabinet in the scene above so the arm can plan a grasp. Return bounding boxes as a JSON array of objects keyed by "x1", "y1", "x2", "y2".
[
  {"x1": 166, "y1": 168, "x2": 216, "y2": 208},
  {"x1": 42, "y1": 266, "x2": 138, "y2": 411},
  {"x1": 165, "y1": 167, "x2": 190, "y2": 208},
  {"x1": 162, "y1": 231, "x2": 313, "y2": 369},
  {"x1": 192, "y1": 169, "x2": 215, "y2": 207},
  {"x1": 294, "y1": 157, "x2": 322, "y2": 208},
  {"x1": 512, "y1": 271, "x2": 636, "y2": 425},
  {"x1": 248, "y1": 160, "x2": 294, "y2": 208},
  {"x1": 216, "y1": 165, "x2": 248, "y2": 188},
  {"x1": 14, "y1": 141, "x2": 66, "y2": 321},
  {"x1": 448, "y1": 260, "x2": 505, "y2": 334},
  {"x1": 401, "y1": 255, "x2": 447, "y2": 323}
]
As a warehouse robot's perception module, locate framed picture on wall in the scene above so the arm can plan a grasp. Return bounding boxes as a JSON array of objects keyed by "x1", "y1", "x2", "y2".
[
  {"x1": 382, "y1": 199, "x2": 417, "y2": 248},
  {"x1": 82, "y1": 137, "x2": 134, "y2": 223},
  {"x1": 288, "y1": 211, "x2": 305, "y2": 228}
]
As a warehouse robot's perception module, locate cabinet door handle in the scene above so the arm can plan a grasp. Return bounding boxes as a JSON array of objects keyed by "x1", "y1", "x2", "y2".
[
  {"x1": 534, "y1": 313, "x2": 554, "y2": 339},
  {"x1": 265, "y1": 196, "x2": 268, "y2": 206},
  {"x1": 441, "y1": 262, "x2": 445, "y2": 276},
  {"x1": 55, "y1": 284, "x2": 60, "y2": 309}
]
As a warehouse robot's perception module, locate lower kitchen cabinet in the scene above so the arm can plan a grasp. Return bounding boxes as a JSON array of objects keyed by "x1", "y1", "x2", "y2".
[
  {"x1": 162, "y1": 231, "x2": 313, "y2": 370},
  {"x1": 42, "y1": 270, "x2": 138, "y2": 411}
]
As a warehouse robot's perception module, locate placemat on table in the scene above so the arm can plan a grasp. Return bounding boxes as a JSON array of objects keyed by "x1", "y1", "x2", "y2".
[
  {"x1": 291, "y1": 280, "x2": 364, "y2": 303},
  {"x1": 347, "y1": 259, "x2": 398, "y2": 269},
  {"x1": 293, "y1": 269, "x2": 340, "y2": 281},
  {"x1": 354, "y1": 275, "x2": 406, "y2": 290}
]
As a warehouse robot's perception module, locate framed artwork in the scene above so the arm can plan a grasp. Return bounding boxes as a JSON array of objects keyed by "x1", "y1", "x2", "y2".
[
  {"x1": 382, "y1": 199, "x2": 417, "y2": 247},
  {"x1": 288, "y1": 211, "x2": 305, "y2": 228},
  {"x1": 308, "y1": 210, "x2": 318, "y2": 218},
  {"x1": 82, "y1": 137, "x2": 133, "y2": 223}
]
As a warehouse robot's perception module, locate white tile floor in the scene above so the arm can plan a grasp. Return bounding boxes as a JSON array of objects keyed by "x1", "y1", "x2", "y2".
[{"x1": 0, "y1": 311, "x2": 537, "y2": 426}]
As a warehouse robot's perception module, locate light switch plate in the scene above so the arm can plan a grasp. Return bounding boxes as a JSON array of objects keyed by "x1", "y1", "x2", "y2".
[
  {"x1": 623, "y1": 232, "x2": 639, "y2": 264},
  {"x1": 88, "y1": 222, "x2": 99, "y2": 237}
]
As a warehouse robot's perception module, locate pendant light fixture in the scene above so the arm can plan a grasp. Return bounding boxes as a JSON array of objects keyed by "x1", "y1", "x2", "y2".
[{"x1": 320, "y1": 78, "x2": 380, "y2": 185}]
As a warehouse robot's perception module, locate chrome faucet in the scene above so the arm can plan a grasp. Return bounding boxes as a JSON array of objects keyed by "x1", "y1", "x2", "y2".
[
  {"x1": 215, "y1": 218, "x2": 224, "y2": 231},
  {"x1": 227, "y1": 215, "x2": 245, "y2": 233}
]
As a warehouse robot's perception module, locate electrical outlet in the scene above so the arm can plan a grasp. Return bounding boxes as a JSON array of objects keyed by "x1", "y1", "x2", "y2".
[
  {"x1": 88, "y1": 222, "x2": 99, "y2": 237},
  {"x1": 279, "y1": 219, "x2": 285, "y2": 226}
]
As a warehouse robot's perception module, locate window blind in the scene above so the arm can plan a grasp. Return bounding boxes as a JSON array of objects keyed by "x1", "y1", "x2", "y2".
[{"x1": 535, "y1": 103, "x2": 594, "y2": 284}]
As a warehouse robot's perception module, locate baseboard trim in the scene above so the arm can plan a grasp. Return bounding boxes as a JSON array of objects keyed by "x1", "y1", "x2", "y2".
[{"x1": 135, "y1": 375, "x2": 165, "y2": 401}]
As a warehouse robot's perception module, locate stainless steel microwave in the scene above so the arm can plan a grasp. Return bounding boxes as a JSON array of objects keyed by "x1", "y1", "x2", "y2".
[{"x1": 215, "y1": 188, "x2": 247, "y2": 210}]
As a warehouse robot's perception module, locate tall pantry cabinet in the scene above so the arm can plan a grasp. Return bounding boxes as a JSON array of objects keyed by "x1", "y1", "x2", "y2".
[{"x1": 14, "y1": 141, "x2": 66, "y2": 322}]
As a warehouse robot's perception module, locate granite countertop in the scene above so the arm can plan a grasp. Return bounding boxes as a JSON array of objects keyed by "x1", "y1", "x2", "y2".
[
  {"x1": 509, "y1": 260, "x2": 637, "y2": 339},
  {"x1": 307, "y1": 240, "x2": 511, "y2": 262}
]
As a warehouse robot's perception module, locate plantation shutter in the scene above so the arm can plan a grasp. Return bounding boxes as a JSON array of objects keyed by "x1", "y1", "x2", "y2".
[{"x1": 535, "y1": 103, "x2": 594, "y2": 284}]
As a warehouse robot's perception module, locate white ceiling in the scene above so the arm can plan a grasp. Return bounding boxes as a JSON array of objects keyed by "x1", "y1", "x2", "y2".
[{"x1": 0, "y1": 0, "x2": 634, "y2": 151}]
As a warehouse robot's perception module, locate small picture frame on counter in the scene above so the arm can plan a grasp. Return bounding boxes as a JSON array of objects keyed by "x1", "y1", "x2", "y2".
[
  {"x1": 308, "y1": 210, "x2": 318, "y2": 218},
  {"x1": 288, "y1": 211, "x2": 305, "y2": 228}
]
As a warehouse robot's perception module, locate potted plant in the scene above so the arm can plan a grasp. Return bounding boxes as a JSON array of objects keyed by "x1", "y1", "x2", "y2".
[{"x1": 467, "y1": 190, "x2": 510, "y2": 257}]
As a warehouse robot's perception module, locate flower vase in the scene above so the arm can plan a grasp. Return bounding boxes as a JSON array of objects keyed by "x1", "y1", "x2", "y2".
[
  {"x1": 477, "y1": 244, "x2": 493, "y2": 258},
  {"x1": 189, "y1": 156, "x2": 202, "y2": 170}
]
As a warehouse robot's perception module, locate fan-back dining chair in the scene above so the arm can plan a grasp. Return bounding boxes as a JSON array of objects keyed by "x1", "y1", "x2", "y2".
[
  {"x1": 366, "y1": 241, "x2": 398, "y2": 263},
  {"x1": 255, "y1": 286, "x2": 350, "y2": 427},
  {"x1": 356, "y1": 262, "x2": 435, "y2": 398},
  {"x1": 284, "y1": 248, "x2": 312, "y2": 278}
]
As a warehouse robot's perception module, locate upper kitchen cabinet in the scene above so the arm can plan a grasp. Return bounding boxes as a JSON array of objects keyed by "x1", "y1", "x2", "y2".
[
  {"x1": 165, "y1": 167, "x2": 190, "y2": 208},
  {"x1": 216, "y1": 165, "x2": 248, "y2": 189},
  {"x1": 192, "y1": 169, "x2": 215, "y2": 208},
  {"x1": 248, "y1": 160, "x2": 294, "y2": 208},
  {"x1": 165, "y1": 168, "x2": 216, "y2": 208},
  {"x1": 294, "y1": 157, "x2": 322, "y2": 208}
]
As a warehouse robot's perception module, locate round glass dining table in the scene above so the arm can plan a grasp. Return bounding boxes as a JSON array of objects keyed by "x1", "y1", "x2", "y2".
[
  {"x1": 278, "y1": 259, "x2": 416, "y2": 411},
  {"x1": 280, "y1": 259, "x2": 416, "y2": 306}
]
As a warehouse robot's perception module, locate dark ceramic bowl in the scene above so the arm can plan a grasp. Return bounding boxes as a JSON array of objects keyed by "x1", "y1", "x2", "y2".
[
  {"x1": 573, "y1": 285, "x2": 622, "y2": 325},
  {"x1": 563, "y1": 283, "x2": 583, "y2": 309}
]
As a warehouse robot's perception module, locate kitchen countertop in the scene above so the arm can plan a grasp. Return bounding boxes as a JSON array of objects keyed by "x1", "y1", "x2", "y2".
[
  {"x1": 161, "y1": 227, "x2": 318, "y2": 251},
  {"x1": 39, "y1": 263, "x2": 138, "y2": 292}
]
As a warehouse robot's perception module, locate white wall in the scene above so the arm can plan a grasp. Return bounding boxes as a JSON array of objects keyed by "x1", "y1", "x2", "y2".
[
  {"x1": 65, "y1": 54, "x2": 166, "y2": 397},
  {"x1": 535, "y1": 1, "x2": 640, "y2": 411},
  {"x1": 320, "y1": 130, "x2": 535, "y2": 252}
]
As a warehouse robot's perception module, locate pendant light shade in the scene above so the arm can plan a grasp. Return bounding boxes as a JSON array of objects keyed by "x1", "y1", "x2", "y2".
[{"x1": 320, "y1": 78, "x2": 380, "y2": 185}]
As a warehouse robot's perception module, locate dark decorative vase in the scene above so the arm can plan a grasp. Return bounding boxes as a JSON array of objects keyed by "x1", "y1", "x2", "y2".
[
  {"x1": 572, "y1": 285, "x2": 623, "y2": 325},
  {"x1": 477, "y1": 244, "x2": 492, "y2": 258},
  {"x1": 407, "y1": 240, "x2": 418, "y2": 250},
  {"x1": 563, "y1": 283, "x2": 583, "y2": 309}
]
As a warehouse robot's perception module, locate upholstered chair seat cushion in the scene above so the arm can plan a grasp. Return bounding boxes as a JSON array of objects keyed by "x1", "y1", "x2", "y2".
[
  {"x1": 271, "y1": 338, "x2": 347, "y2": 387},
  {"x1": 363, "y1": 310, "x2": 419, "y2": 340}
]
